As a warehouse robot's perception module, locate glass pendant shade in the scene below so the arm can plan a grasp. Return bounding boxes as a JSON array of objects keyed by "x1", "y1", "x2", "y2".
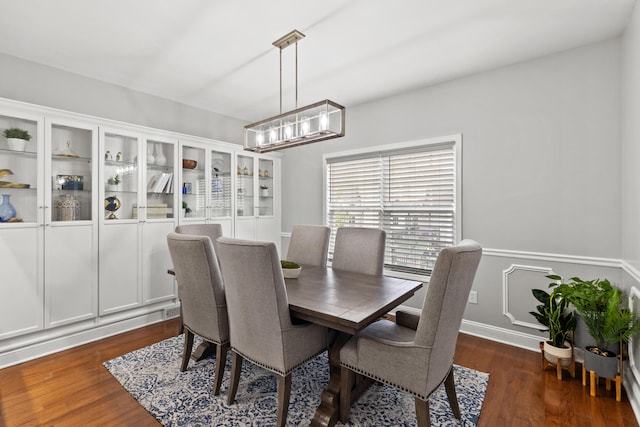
[{"x1": 244, "y1": 100, "x2": 345, "y2": 153}]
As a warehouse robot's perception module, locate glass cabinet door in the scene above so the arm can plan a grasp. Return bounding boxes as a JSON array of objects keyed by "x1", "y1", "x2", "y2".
[
  {"x1": 236, "y1": 154, "x2": 254, "y2": 217},
  {"x1": 257, "y1": 158, "x2": 274, "y2": 217},
  {"x1": 103, "y1": 131, "x2": 139, "y2": 220},
  {"x1": 210, "y1": 150, "x2": 231, "y2": 217},
  {"x1": 181, "y1": 145, "x2": 205, "y2": 219},
  {"x1": 145, "y1": 138, "x2": 176, "y2": 219},
  {"x1": 50, "y1": 124, "x2": 93, "y2": 222},
  {"x1": 0, "y1": 114, "x2": 39, "y2": 223}
]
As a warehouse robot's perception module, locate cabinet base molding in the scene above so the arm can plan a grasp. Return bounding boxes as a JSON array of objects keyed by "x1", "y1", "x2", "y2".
[{"x1": 0, "y1": 305, "x2": 176, "y2": 369}]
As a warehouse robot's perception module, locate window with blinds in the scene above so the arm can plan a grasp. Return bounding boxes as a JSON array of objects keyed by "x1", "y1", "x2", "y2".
[{"x1": 325, "y1": 136, "x2": 459, "y2": 276}]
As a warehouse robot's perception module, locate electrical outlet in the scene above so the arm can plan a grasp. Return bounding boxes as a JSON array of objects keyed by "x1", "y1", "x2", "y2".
[
  {"x1": 164, "y1": 306, "x2": 181, "y2": 319},
  {"x1": 468, "y1": 290, "x2": 478, "y2": 304}
]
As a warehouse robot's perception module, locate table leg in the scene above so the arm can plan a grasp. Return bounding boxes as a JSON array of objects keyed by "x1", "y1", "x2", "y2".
[
  {"x1": 310, "y1": 333, "x2": 349, "y2": 427},
  {"x1": 310, "y1": 332, "x2": 375, "y2": 427},
  {"x1": 191, "y1": 341, "x2": 216, "y2": 362}
]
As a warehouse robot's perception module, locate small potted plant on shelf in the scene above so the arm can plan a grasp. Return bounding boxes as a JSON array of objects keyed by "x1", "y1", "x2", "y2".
[
  {"x1": 3, "y1": 127, "x2": 32, "y2": 152},
  {"x1": 182, "y1": 201, "x2": 192, "y2": 218},
  {"x1": 530, "y1": 285, "x2": 576, "y2": 372},
  {"x1": 550, "y1": 276, "x2": 640, "y2": 379},
  {"x1": 107, "y1": 174, "x2": 121, "y2": 191}
]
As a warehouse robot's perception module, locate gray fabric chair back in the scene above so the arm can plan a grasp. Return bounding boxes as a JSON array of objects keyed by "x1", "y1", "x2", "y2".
[
  {"x1": 286, "y1": 224, "x2": 331, "y2": 267},
  {"x1": 415, "y1": 239, "x2": 482, "y2": 392},
  {"x1": 332, "y1": 227, "x2": 386, "y2": 276},
  {"x1": 166, "y1": 232, "x2": 229, "y2": 344},
  {"x1": 217, "y1": 237, "x2": 298, "y2": 375},
  {"x1": 175, "y1": 223, "x2": 223, "y2": 251}
]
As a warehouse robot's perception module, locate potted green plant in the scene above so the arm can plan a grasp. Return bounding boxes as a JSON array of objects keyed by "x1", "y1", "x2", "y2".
[
  {"x1": 281, "y1": 260, "x2": 301, "y2": 279},
  {"x1": 3, "y1": 127, "x2": 32, "y2": 152},
  {"x1": 107, "y1": 174, "x2": 121, "y2": 191},
  {"x1": 182, "y1": 201, "x2": 192, "y2": 218},
  {"x1": 550, "y1": 276, "x2": 640, "y2": 379},
  {"x1": 530, "y1": 287, "x2": 576, "y2": 369}
]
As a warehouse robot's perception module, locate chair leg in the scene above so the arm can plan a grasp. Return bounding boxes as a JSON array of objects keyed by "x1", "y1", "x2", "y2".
[
  {"x1": 277, "y1": 374, "x2": 292, "y2": 427},
  {"x1": 212, "y1": 342, "x2": 229, "y2": 396},
  {"x1": 227, "y1": 351, "x2": 243, "y2": 405},
  {"x1": 340, "y1": 366, "x2": 355, "y2": 423},
  {"x1": 415, "y1": 397, "x2": 431, "y2": 427},
  {"x1": 181, "y1": 330, "x2": 194, "y2": 372},
  {"x1": 443, "y1": 368, "x2": 461, "y2": 419}
]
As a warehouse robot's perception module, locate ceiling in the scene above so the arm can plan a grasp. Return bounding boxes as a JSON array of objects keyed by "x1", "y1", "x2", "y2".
[{"x1": 0, "y1": 0, "x2": 635, "y2": 123}]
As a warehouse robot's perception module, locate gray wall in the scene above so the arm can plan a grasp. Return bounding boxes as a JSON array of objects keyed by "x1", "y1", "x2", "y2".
[
  {"x1": 621, "y1": 2, "x2": 640, "y2": 415},
  {"x1": 281, "y1": 38, "x2": 622, "y2": 337},
  {"x1": 0, "y1": 53, "x2": 245, "y2": 144},
  {"x1": 623, "y1": 1, "x2": 640, "y2": 273}
]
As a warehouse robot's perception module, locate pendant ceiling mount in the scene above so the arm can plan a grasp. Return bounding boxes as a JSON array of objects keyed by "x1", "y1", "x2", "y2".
[{"x1": 244, "y1": 30, "x2": 345, "y2": 153}]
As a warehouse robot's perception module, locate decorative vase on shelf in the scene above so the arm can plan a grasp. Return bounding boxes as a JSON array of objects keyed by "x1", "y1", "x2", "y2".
[
  {"x1": 154, "y1": 143, "x2": 167, "y2": 166},
  {"x1": 0, "y1": 193, "x2": 17, "y2": 221},
  {"x1": 147, "y1": 144, "x2": 155, "y2": 165}
]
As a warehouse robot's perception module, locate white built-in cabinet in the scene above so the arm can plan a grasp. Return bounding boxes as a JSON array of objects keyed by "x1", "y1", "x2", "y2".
[
  {"x1": 45, "y1": 117, "x2": 99, "y2": 328},
  {"x1": 98, "y1": 128, "x2": 177, "y2": 315},
  {"x1": 0, "y1": 97, "x2": 281, "y2": 366},
  {"x1": 179, "y1": 138, "x2": 234, "y2": 236},
  {"x1": 234, "y1": 152, "x2": 281, "y2": 250},
  {"x1": 0, "y1": 108, "x2": 43, "y2": 340}
]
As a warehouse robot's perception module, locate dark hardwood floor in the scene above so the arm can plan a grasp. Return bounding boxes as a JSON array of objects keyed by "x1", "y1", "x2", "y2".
[{"x1": 0, "y1": 319, "x2": 637, "y2": 426}]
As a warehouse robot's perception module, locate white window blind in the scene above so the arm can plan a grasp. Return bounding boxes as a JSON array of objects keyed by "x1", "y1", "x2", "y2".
[{"x1": 326, "y1": 139, "x2": 457, "y2": 276}]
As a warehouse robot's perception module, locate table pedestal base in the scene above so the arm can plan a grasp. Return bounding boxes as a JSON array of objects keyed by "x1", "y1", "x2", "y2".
[{"x1": 310, "y1": 333, "x2": 374, "y2": 427}]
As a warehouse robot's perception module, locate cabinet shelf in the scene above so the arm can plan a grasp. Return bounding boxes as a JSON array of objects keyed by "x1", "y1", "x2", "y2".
[
  {"x1": 0, "y1": 148, "x2": 37, "y2": 158},
  {"x1": 106, "y1": 159, "x2": 137, "y2": 168},
  {"x1": 52, "y1": 155, "x2": 92, "y2": 163}
]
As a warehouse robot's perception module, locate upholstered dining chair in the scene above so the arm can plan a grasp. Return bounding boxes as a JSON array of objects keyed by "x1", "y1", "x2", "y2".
[
  {"x1": 332, "y1": 227, "x2": 386, "y2": 276},
  {"x1": 166, "y1": 232, "x2": 229, "y2": 396},
  {"x1": 339, "y1": 239, "x2": 482, "y2": 427},
  {"x1": 216, "y1": 237, "x2": 328, "y2": 427},
  {"x1": 174, "y1": 223, "x2": 224, "y2": 334},
  {"x1": 175, "y1": 223, "x2": 223, "y2": 252},
  {"x1": 286, "y1": 224, "x2": 331, "y2": 267}
]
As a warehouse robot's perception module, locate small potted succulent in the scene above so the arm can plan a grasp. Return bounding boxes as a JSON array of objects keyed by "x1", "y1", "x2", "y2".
[{"x1": 3, "y1": 127, "x2": 32, "y2": 152}]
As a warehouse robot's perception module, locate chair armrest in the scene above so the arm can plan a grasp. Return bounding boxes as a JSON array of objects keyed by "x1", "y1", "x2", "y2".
[{"x1": 395, "y1": 310, "x2": 420, "y2": 330}]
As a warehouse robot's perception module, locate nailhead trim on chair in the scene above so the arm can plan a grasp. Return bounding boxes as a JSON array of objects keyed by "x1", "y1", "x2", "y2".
[
  {"x1": 184, "y1": 326, "x2": 229, "y2": 346},
  {"x1": 232, "y1": 347, "x2": 327, "y2": 377},
  {"x1": 340, "y1": 362, "x2": 451, "y2": 401}
]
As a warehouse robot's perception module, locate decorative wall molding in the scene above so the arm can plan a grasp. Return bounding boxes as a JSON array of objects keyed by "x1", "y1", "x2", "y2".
[
  {"x1": 629, "y1": 286, "x2": 640, "y2": 387},
  {"x1": 502, "y1": 264, "x2": 555, "y2": 329},
  {"x1": 622, "y1": 260, "x2": 640, "y2": 284},
  {"x1": 483, "y1": 247, "x2": 620, "y2": 268}
]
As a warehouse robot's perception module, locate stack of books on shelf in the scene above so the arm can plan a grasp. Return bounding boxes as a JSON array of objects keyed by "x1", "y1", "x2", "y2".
[
  {"x1": 147, "y1": 172, "x2": 173, "y2": 193},
  {"x1": 132, "y1": 203, "x2": 170, "y2": 219}
]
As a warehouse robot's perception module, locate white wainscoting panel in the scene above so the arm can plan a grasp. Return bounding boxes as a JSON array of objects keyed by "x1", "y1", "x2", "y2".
[{"x1": 502, "y1": 264, "x2": 555, "y2": 330}]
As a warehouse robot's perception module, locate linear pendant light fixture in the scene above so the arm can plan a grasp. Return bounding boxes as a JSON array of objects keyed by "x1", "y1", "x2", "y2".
[{"x1": 244, "y1": 30, "x2": 345, "y2": 153}]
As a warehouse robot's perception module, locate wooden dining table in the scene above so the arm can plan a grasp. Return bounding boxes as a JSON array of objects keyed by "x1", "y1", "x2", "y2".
[{"x1": 284, "y1": 264, "x2": 423, "y2": 427}]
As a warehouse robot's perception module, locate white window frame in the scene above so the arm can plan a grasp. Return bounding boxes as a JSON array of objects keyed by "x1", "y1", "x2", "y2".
[{"x1": 323, "y1": 134, "x2": 462, "y2": 281}]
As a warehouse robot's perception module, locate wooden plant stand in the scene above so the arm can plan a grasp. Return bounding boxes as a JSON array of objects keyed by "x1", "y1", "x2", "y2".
[
  {"x1": 540, "y1": 342, "x2": 576, "y2": 380},
  {"x1": 581, "y1": 343, "x2": 623, "y2": 402}
]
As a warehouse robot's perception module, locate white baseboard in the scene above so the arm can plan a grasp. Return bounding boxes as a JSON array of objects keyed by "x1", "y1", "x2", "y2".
[{"x1": 0, "y1": 308, "x2": 173, "y2": 369}]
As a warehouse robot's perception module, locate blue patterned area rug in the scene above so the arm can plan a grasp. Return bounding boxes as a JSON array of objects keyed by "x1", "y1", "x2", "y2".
[{"x1": 104, "y1": 335, "x2": 489, "y2": 426}]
